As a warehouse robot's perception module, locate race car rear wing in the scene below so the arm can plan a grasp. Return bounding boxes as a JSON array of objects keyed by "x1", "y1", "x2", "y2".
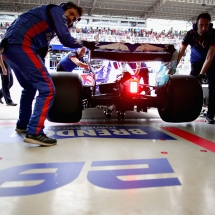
[{"x1": 83, "y1": 41, "x2": 176, "y2": 62}]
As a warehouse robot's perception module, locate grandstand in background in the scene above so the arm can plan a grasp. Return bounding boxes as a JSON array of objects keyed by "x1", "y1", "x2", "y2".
[
  {"x1": 0, "y1": 11, "x2": 190, "y2": 74},
  {"x1": 76, "y1": 15, "x2": 146, "y2": 30},
  {"x1": 0, "y1": 12, "x2": 146, "y2": 30},
  {"x1": 0, "y1": 10, "x2": 189, "y2": 44}
]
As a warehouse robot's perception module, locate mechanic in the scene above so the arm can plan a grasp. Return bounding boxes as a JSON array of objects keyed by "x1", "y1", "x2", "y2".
[
  {"x1": 0, "y1": 1, "x2": 85, "y2": 146},
  {"x1": 129, "y1": 62, "x2": 151, "y2": 95},
  {"x1": 0, "y1": 55, "x2": 17, "y2": 106},
  {"x1": 177, "y1": 12, "x2": 215, "y2": 124},
  {"x1": 56, "y1": 46, "x2": 89, "y2": 72}
]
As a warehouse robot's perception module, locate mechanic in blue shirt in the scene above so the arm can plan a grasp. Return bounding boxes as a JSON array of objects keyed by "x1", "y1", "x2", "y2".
[
  {"x1": 0, "y1": 2, "x2": 85, "y2": 146},
  {"x1": 56, "y1": 46, "x2": 89, "y2": 72},
  {"x1": 177, "y1": 13, "x2": 215, "y2": 124}
]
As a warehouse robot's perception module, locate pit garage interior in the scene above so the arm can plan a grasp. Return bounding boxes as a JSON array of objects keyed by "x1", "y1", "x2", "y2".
[{"x1": 1, "y1": 1, "x2": 215, "y2": 215}]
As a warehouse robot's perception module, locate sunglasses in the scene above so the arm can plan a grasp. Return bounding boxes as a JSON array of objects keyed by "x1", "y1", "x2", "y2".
[
  {"x1": 73, "y1": 17, "x2": 81, "y2": 22},
  {"x1": 68, "y1": 17, "x2": 81, "y2": 28}
]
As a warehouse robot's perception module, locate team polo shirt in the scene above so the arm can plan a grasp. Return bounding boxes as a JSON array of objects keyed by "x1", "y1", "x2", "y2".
[
  {"x1": 60, "y1": 51, "x2": 84, "y2": 72},
  {"x1": 182, "y1": 29, "x2": 215, "y2": 63}
]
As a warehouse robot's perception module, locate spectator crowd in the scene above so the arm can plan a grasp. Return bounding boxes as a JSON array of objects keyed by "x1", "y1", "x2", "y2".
[
  {"x1": 51, "y1": 26, "x2": 187, "y2": 44},
  {"x1": 1, "y1": 20, "x2": 188, "y2": 44}
]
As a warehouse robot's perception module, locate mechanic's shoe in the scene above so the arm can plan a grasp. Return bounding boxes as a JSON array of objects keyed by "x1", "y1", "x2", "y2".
[
  {"x1": 0, "y1": 98, "x2": 3, "y2": 104},
  {"x1": 24, "y1": 134, "x2": 57, "y2": 146},
  {"x1": 7, "y1": 101, "x2": 17, "y2": 106},
  {"x1": 15, "y1": 126, "x2": 27, "y2": 133},
  {"x1": 205, "y1": 117, "x2": 215, "y2": 124}
]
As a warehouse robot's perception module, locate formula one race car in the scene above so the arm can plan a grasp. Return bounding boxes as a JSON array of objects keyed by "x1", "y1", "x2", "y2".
[{"x1": 47, "y1": 41, "x2": 203, "y2": 123}]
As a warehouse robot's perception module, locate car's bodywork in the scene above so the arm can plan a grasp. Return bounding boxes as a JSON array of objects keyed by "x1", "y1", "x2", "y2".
[{"x1": 47, "y1": 42, "x2": 203, "y2": 123}]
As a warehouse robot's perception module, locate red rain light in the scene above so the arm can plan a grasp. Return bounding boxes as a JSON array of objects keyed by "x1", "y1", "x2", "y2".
[{"x1": 129, "y1": 79, "x2": 138, "y2": 93}]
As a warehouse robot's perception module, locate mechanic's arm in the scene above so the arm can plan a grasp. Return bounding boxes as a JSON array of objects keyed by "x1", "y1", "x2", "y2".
[
  {"x1": 70, "y1": 57, "x2": 89, "y2": 70},
  {"x1": 199, "y1": 44, "x2": 215, "y2": 75},
  {"x1": 0, "y1": 55, "x2": 7, "y2": 75},
  {"x1": 177, "y1": 44, "x2": 187, "y2": 66}
]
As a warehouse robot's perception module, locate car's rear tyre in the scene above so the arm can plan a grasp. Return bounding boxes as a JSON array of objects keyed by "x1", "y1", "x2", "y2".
[
  {"x1": 47, "y1": 72, "x2": 83, "y2": 123},
  {"x1": 158, "y1": 75, "x2": 203, "y2": 122}
]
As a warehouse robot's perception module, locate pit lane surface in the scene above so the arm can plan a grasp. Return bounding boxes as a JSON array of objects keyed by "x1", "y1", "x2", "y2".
[{"x1": 0, "y1": 77, "x2": 215, "y2": 215}]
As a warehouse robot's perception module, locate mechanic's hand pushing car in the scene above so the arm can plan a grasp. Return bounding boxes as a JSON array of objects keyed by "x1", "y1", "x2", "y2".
[{"x1": 197, "y1": 74, "x2": 207, "y2": 84}]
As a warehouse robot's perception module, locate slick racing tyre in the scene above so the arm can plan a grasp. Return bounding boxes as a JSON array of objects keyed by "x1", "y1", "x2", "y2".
[
  {"x1": 47, "y1": 72, "x2": 83, "y2": 123},
  {"x1": 158, "y1": 75, "x2": 203, "y2": 122}
]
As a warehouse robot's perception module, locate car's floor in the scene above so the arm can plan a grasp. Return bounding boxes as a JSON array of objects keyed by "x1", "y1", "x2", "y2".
[{"x1": 0, "y1": 81, "x2": 215, "y2": 215}]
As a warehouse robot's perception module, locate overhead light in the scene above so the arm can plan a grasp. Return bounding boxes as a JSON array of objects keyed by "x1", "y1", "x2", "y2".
[{"x1": 168, "y1": 0, "x2": 208, "y2": 3}]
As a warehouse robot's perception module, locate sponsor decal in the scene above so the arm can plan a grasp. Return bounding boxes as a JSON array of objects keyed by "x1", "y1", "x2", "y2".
[
  {"x1": 0, "y1": 125, "x2": 176, "y2": 143},
  {"x1": 45, "y1": 125, "x2": 176, "y2": 140},
  {"x1": 0, "y1": 158, "x2": 180, "y2": 196}
]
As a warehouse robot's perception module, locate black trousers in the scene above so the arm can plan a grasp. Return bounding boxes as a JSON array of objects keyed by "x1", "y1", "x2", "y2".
[
  {"x1": 191, "y1": 61, "x2": 215, "y2": 118},
  {"x1": 0, "y1": 68, "x2": 13, "y2": 104},
  {"x1": 137, "y1": 70, "x2": 150, "y2": 95}
]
